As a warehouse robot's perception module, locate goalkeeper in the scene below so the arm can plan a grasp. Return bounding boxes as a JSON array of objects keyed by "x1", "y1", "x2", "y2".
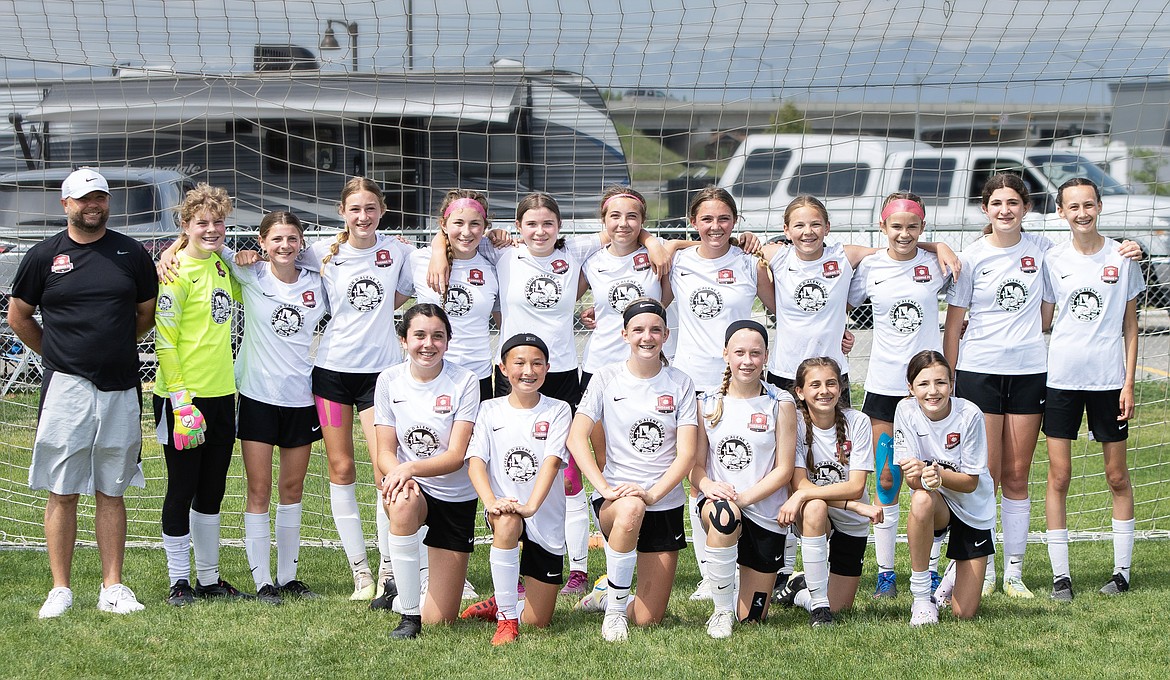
[{"x1": 153, "y1": 184, "x2": 249, "y2": 605}]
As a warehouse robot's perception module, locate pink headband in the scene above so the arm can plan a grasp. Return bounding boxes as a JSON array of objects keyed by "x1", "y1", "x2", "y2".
[
  {"x1": 443, "y1": 197, "x2": 487, "y2": 220},
  {"x1": 881, "y1": 199, "x2": 926, "y2": 222},
  {"x1": 601, "y1": 193, "x2": 645, "y2": 211}
]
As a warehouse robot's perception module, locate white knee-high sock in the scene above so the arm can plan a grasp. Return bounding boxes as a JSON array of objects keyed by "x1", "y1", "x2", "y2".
[
  {"x1": 1047, "y1": 528, "x2": 1070, "y2": 580},
  {"x1": 875, "y1": 503, "x2": 899, "y2": 573},
  {"x1": 1001, "y1": 497, "x2": 1030, "y2": 580},
  {"x1": 689, "y1": 496, "x2": 709, "y2": 579},
  {"x1": 985, "y1": 533, "x2": 998, "y2": 583},
  {"x1": 329, "y1": 482, "x2": 368, "y2": 572},
  {"x1": 706, "y1": 544, "x2": 738, "y2": 614},
  {"x1": 388, "y1": 532, "x2": 422, "y2": 615},
  {"x1": 801, "y1": 534, "x2": 830, "y2": 611},
  {"x1": 930, "y1": 531, "x2": 946, "y2": 573},
  {"x1": 910, "y1": 569, "x2": 932, "y2": 603},
  {"x1": 163, "y1": 532, "x2": 192, "y2": 586},
  {"x1": 781, "y1": 533, "x2": 798, "y2": 575},
  {"x1": 376, "y1": 504, "x2": 393, "y2": 575},
  {"x1": 604, "y1": 544, "x2": 637, "y2": 616},
  {"x1": 1113, "y1": 518, "x2": 1134, "y2": 580},
  {"x1": 243, "y1": 511, "x2": 272, "y2": 590},
  {"x1": 491, "y1": 546, "x2": 522, "y2": 620},
  {"x1": 274, "y1": 503, "x2": 302, "y2": 585},
  {"x1": 566, "y1": 490, "x2": 590, "y2": 573},
  {"x1": 190, "y1": 509, "x2": 222, "y2": 585}
]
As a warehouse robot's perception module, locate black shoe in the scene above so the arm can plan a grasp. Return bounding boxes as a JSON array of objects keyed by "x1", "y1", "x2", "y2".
[
  {"x1": 1099, "y1": 573, "x2": 1130, "y2": 595},
  {"x1": 775, "y1": 572, "x2": 807, "y2": 608},
  {"x1": 276, "y1": 579, "x2": 321, "y2": 600},
  {"x1": 773, "y1": 572, "x2": 790, "y2": 596},
  {"x1": 810, "y1": 606, "x2": 834, "y2": 628},
  {"x1": 195, "y1": 578, "x2": 255, "y2": 600},
  {"x1": 256, "y1": 583, "x2": 283, "y2": 606},
  {"x1": 370, "y1": 577, "x2": 398, "y2": 611},
  {"x1": 1050, "y1": 576, "x2": 1074, "y2": 603},
  {"x1": 167, "y1": 579, "x2": 195, "y2": 607},
  {"x1": 390, "y1": 614, "x2": 422, "y2": 640}
]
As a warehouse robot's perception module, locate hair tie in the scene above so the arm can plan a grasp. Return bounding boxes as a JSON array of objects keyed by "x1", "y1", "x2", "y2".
[
  {"x1": 724, "y1": 319, "x2": 769, "y2": 346},
  {"x1": 622, "y1": 299, "x2": 668, "y2": 325},
  {"x1": 443, "y1": 197, "x2": 487, "y2": 220},
  {"x1": 881, "y1": 199, "x2": 926, "y2": 222}
]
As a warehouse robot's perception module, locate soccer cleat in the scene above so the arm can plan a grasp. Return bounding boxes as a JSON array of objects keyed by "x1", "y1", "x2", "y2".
[
  {"x1": 560, "y1": 570, "x2": 588, "y2": 596},
  {"x1": 517, "y1": 580, "x2": 526, "y2": 600},
  {"x1": 351, "y1": 569, "x2": 376, "y2": 601},
  {"x1": 1050, "y1": 577, "x2": 1074, "y2": 602},
  {"x1": 195, "y1": 578, "x2": 254, "y2": 600},
  {"x1": 809, "y1": 606, "x2": 834, "y2": 627},
  {"x1": 930, "y1": 570, "x2": 942, "y2": 594},
  {"x1": 771, "y1": 572, "x2": 791, "y2": 603},
  {"x1": 601, "y1": 612, "x2": 629, "y2": 642},
  {"x1": 706, "y1": 609, "x2": 735, "y2": 639},
  {"x1": 1003, "y1": 576, "x2": 1035, "y2": 599},
  {"x1": 370, "y1": 577, "x2": 398, "y2": 611},
  {"x1": 256, "y1": 583, "x2": 283, "y2": 606},
  {"x1": 934, "y1": 561, "x2": 957, "y2": 607},
  {"x1": 38, "y1": 586, "x2": 73, "y2": 619},
  {"x1": 460, "y1": 596, "x2": 499, "y2": 622},
  {"x1": 462, "y1": 579, "x2": 478, "y2": 600},
  {"x1": 491, "y1": 618, "x2": 520, "y2": 646},
  {"x1": 167, "y1": 579, "x2": 196, "y2": 607},
  {"x1": 575, "y1": 574, "x2": 609, "y2": 612},
  {"x1": 775, "y1": 572, "x2": 807, "y2": 609},
  {"x1": 375, "y1": 566, "x2": 394, "y2": 599},
  {"x1": 98, "y1": 583, "x2": 145, "y2": 614},
  {"x1": 276, "y1": 579, "x2": 321, "y2": 599},
  {"x1": 981, "y1": 571, "x2": 996, "y2": 597},
  {"x1": 909, "y1": 599, "x2": 939, "y2": 627},
  {"x1": 873, "y1": 571, "x2": 897, "y2": 599},
  {"x1": 1099, "y1": 573, "x2": 1130, "y2": 596},
  {"x1": 689, "y1": 578, "x2": 712, "y2": 601},
  {"x1": 390, "y1": 614, "x2": 422, "y2": 640}
]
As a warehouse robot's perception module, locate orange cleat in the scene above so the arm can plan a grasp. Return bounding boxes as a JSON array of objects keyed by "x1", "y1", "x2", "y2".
[
  {"x1": 491, "y1": 618, "x2": 520, "y2": 645},
  {"x1": 460, "y1": 595, "x2": 498, "y2": 622}
]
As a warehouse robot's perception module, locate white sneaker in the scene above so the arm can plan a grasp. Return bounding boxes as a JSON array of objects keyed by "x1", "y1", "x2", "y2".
[
  {"x1": 934, "y1": 560, "x2": 957, "y2": 607},
  {"x1": 375, "y1": 565, "x2": 394, "y2": 599},
  {"x1": 98, "y1": 583, "x2": 145, "y2": 614},
  {"x1": 462, "y1": 579, "x2": 478, "y2": 600},
  {"x1": 706, "y1": 609, "x2": 735, "y2": 639},
  {"x1": 350, "y1": 569, "x2": 376, "y2": 601},
  {"x1": 601, "y1": 611, "x2": 629, "y2": 642},
  {"x1": 575, "y1": 574, "x2": 608, "y2": 612},
  {"x1": 38, "y1": 586, "x2": 73, "y2": 619},
  {"x1": 689, "y1": 578, "x2": 712, "y2": 601},
  {"x1": 909, "y1": 599, "x2": 939, "y2": 627}
]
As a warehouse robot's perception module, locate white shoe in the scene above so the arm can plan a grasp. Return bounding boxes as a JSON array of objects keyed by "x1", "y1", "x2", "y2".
[
  {"x1": 689, "y1": 578, "x2": 712, "y2": 601},
  {"x1": 98, "y1": 583, "x2": 145, "y2": 614},
  {"x1": 350, "y1": 569, "x2": 376, "y2": 601},
  {"x1": 706, "y1": 609, "x2": 735, "y2": 639},
  {"x1": 982, "y1": 570, "x2": 996, "y2": 597},
  {"x1": 38, "y1": 586, "x2": 73, "y2": 619},
  {"x1": 375, "y1": 565, "x2": 394, "y2": 599},
  {"x1": 1003, "y1": 576, "x2": 1035, "y2": 599},
  {"x1": 575, "y1": 574, "x2": 608, "y2": 612},
  {"x1": 601, "y1": 611, "x2": 629, "y2": 642},
  {"x1": 934, "y1": 560, "x2": 957, "y2": 607},
  {"x1": 909, "y1": 599, "x2": 939, "y2": 627},
  {"x1": 462, "y1": 579, "x2": 478, "y2": 600}
]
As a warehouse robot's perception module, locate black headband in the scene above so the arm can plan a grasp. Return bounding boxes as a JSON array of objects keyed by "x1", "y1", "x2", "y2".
[
  {"x1": 725, "y1": 319, "x2": 769, "y2": 346},
  {"x1": 500, "y1": 333, "x2": 549, "y2": 361},
  {"x1": 622, "y1": 299, "x2": 668, "y2": 325}
]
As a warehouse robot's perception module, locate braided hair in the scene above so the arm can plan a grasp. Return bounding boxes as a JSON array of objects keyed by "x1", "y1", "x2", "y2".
[
  {"x1": 793, "y1": 356, "x2": 850, "y2": 470},
  {"x1": 323, "y1": 177, "x2": 385, "y2": 266}
]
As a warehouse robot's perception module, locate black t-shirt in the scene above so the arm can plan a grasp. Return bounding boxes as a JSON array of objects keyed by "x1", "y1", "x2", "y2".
[{"x1": 11, "y1": 229, "x2": 158, "y2": 391}]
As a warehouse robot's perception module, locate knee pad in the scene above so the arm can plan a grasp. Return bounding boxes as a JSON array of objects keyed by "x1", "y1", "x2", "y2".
[{"x1": 708, "y1": 499, "x2": 741, "y2": 535}]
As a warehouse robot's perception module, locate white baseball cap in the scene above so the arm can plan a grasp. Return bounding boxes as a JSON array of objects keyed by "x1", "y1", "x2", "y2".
[{"x1": 61, "y1": 168, "x2": 110, "y2": 199}]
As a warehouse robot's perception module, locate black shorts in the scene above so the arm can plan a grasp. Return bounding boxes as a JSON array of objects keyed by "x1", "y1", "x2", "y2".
[
  {"x1": 934, "y1": 499, "x2": 995, "y2": 562},
  {"x1": 698, "y1": 498, "x2": 787, "y2": 574},
  {"x1": 828, "y1": 524, "x2": 867, "y2": 578},
  {"x1": 236, "y1": 394, "x2": 322, "y2": 448},
  {"x1": 477, "y1": 376, "x2": 494, "y2": 403},
  {"x1": 954, "y1": 370, "x2": 1046, "y2": 415},
  {"x1": 153, "y1": 393, "x2": 237, "y2": 446},
  {"x1": 1043, "y1": 387, "x2": 1129, "y2": 443},
  {"x1": 767, "y1": 371, "x2": 852, "y2": 408},
  {"x1": 579, "y1": 370, "x2": 594, "y2": 393},
  {"x1": 520, "y1": 522, "x2": 565, "y2": 585},
  {"x1": 421, "y1": 487, "x2": 478, "y2": 554},
  {"x1": 862, "y1": 392, "x2": 905, "y2": 424},
  {"x1": 496, "y1": 366, "x2": 582, "y2": 409},
  {"x1": 312, "y1": 366, "x2": 379, "y2": 412},
  {"x1": 592, "y1": 496, "x2": 687, "y2": 553}
]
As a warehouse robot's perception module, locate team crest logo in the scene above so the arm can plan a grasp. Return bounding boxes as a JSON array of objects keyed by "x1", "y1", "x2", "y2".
[
  {"x1": 1102, "y1": 266, "x2": 1119, "y2": 284},
  {"x1": 823, "y1": 261, "x2": 841, "y2": 279},
  {"x1": 405, "y1": 426, "x2": 440, "y2": 457},
  {"x1": 893, "y1": 429, "x2": 906, "y2": 451},
  {"x1": 629, "y1": 418, "x2": 665, "y2": 453},
  {"x1": 504, "y1": 447, "x2": 538, "y2": 483},
  {"x1": 840, "y1": 440, "x2": 853, "y2": 457},
  {"x1": 551, "y1": 259, "x2": 569, "y2": 275},
  {"x1": 348, "y1": 277, "x2": 385, "y2": 311},
  {"x1": 525, "y1": 275, "x2": 562, "y2": 309},
  {"x1": 434, "y1": 395, "x2": 452, "y2": 414},
  {"x1": 375, "y1": 249, "x2": 394, "y2": 268},
  {"x1": 211, "y1": 288, "x2": 232, "y2": 324},
  {"x1": 656, "y1": 395, "x2": 675, "y2": 414},
  {"x1": 748, "y1": 413, "x2": 768, "y2": 432},
  {"x1": 716, "y1": 436, "x2": 752, "y2": 471},
  {"x1": 1069, "y1": 288, "x2": 1102, "y2": 322},
  {"x1": 270, "y1": 304, "x2": 304, "y2": 337},
  {"x1": 216, "y1": 260, "x2": 227, "y2": 277},
  {"x1": 301, "y1": 290, "x2": 317, "y2": 308},
  {"x1": 995, "y1": 279, "x2": 1028, "y2": 312},
  {"x1": 794, "y1": 279, "x2": 828, "y2": 312},
  {"x1": 608, "y1": 281, "x2": 643, "y2": 312},
  {"x1": 157, "y1": 294, "x2": 174, "y2": 312},
  {"x1": 443, "y1": 284, "x2": 474, "y2": 317},
  {"x1": 689, "y1": 287, "x2": 724, "y2": 319},
  {"x1": 717, "y1": 268, "x2": 735, "y2": 284},
  {"x1": 1020, "y1": 256, "x2": 1037, "y2": 274},
  {"x1": 467, "y1": 268, "x2": 485, "y2": 286},
  {"x1": 913, "y1": 265, "x2": 932, "y2": 283},
  {"x1": 812, "y1": 460, "x2": 846, "y2": 486},
  {"x1": 891, "y1": 300, "x2": 924, "y2": 335},
  {"x1": 946, "y1": 432, "x2": 961, "y2": 450},
  {"x1": 533, "y1": 421, "x2": 549, "y2": 441},
  {"x1": 51, "y1": 254, "x2": 73, "y2": 274},
  {"x1": 633, "y1": 253, "x2": 651, "y2": 271}
]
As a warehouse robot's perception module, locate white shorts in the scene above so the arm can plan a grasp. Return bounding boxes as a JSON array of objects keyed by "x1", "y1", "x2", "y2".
[{"x1": 28, "y1": 372, "x2": 145, "y2": 497}]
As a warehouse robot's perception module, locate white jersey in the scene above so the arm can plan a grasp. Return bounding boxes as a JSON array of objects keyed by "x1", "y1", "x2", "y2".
[
  {"x1": 1043, "y1": 239, "x2": 1144, "y2": 391},
  {"x1": 373, "y1": 361, "x2": 480, "y2": 502},
  {"x1": 669, "y1": 246, "x2": 760, "y2": 393},
  {"x1": 484, "y1": 234, "x2": 603, "y2": 370},
  {"x1": 769, "y1": 243, "x2": 853, "y2": 380},
  {"x1": 892, "y1": 397, "x2": 995, "y2": 530},
  {"x1": 465, "y1": 395, "x2": 572, "y2": 555},
  {"x1": 581, "y1": 246, "x2": 663, "y2": 374},
  {"x1": 410, "y1": 247, "x2": 499, "y2": 379},
  {"x1": 793, "y1": 408, "x2": 874, "y2": 537},
  {"x1": 578, "y1": 361, "x2": 697, "y2": 510},
  {"x1": 946, "y1": 232, "x2": 1052, "y2": 375},
  {"x1": 308, "y1": 234, "x2": 415, "y2": 373},
  {"x1": 849, "y1": 250, "x2": 950, "y2": 396},
  {"x1": 699, "y1": 384, "x2": 795, "y2": 534},
  {"x1": 232, "y1": 260, "x2": 328, "y2": 407}
]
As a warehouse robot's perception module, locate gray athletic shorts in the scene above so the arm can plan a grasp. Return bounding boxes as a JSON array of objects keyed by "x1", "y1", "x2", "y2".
[{"x1": 28, "y1": 372, "x2": 145, "y2": 497}]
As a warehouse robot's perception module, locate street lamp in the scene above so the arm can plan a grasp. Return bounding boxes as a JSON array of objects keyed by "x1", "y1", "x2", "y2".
[{"x1": 321, "y1": 19, "x2": 358, "y2": 72}]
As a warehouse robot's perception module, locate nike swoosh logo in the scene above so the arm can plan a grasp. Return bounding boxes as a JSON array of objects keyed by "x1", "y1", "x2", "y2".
[
  {"x1": 116, "y1": 250, "x2": 130, "y2": 255},
  {"x1": 86, "y1": 177, "x2": 97, "y2": 182},
  {"x1": 873, "y1": 279, "x2": 888, "y2": 286},
  {"x1": 773, "y1": 555, "x2": 782, "y2": 562},
  {"x1": 716, "y1": 584, "x2": 731, "y2": 590},
  {"x1": 980, "y1": 268, "x2": 994, "y2": 276},
  {"x1": 917, "y1": 433, "x2": 929, "y2": 437},
  {"x1": 674, "y1": 533, "x2": 684, "y2": 541},
  {"x1": 613, "y1": 396, "x2": 627, "y2": 402},
  {"x1": 393, "y1": 399, "x2": 406, "y2": 404},
  {"x1": 311, "y1": 425, "x2": 321, "y2": 432},
  {"x1": 547, "y1": 571, "x2": 560, "y2": 578},
  {"x1": 262, "y1": 292, "x2": 277, "y2": 298},
  {"x1": 678, "y1": 271, "x2": 694, "y2": 276},
  {"x1": 191, "y1": 277, "x2": 200, "y2": 283},
  {"x1": 493, "y1": 426, "x2": 505, "y2": 431},
  {"x1": 1060, "y1": 273, "x2": 1072, "y2": 279},
  {"x1": 332, "y1": 260, "x2": 347, "y2": 265},
  {"x1": 974, "y1": 540, "x2": 987, "y2": 547}
]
